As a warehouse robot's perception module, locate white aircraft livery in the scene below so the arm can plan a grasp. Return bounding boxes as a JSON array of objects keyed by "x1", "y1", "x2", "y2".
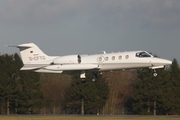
[{"x1": 12, "y1": 43, "x2": 172, "y2": 81}]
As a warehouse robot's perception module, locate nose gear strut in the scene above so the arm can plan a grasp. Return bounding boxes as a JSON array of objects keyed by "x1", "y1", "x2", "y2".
[{"x1": 153, "y1": 69, "x2": 157, "y2": 77}]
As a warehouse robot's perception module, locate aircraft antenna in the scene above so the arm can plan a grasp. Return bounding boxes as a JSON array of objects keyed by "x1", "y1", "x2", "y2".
[{"x1": 101, "y1": 51, "x2": 106, "y2": 54}]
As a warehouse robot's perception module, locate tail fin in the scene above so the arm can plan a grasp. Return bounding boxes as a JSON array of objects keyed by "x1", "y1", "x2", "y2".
[{"x1": 17, "y1": 43, "x2": 56, "y2": 65}]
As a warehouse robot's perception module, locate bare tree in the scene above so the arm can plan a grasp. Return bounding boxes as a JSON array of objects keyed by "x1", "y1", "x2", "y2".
[
  {"x1": 103, "y1": 70, "x2": 137, "y2": 114},
  {"x1": 40, "y1": 73, "x2": 72, "y2": 114}
]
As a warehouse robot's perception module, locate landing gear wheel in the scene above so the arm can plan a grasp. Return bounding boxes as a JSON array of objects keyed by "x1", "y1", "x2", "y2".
[
  {"x1": 92, "y1": 78, "x2": 96, "y2": 82},
  {"x1": 92, "y1": 72, "x2": 98, "y2": 82},
  {"x1": 153, "y1": 73, "x2": 157, "y2": 77}
]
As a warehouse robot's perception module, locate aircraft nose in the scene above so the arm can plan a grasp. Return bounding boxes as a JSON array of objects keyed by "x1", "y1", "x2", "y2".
[
  {"x1": 163, "y1": 59, "x2": 172, "y2": 65},
  {"x1": 159, "y1": 59, "x2": 172, "y2": 66},
  {"x1": 151, "y1": 58, "x2": 172, "y2": 66},
  {"x1": 167, "y1": 60, "x2": 172, "y2": 65}
]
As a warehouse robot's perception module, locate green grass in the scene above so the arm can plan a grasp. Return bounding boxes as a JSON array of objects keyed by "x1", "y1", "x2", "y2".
[{"x1": 0, "y1": 116, "x2": 179, "y2": 120}]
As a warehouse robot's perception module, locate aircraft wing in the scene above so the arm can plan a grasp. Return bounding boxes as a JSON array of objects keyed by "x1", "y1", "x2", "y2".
[
  {"x1": 21, "y1": 64, "x2": 100, "y2": 72},
  {"x1": 44, "y1": 64, "x2": 100, "y2": 71}
]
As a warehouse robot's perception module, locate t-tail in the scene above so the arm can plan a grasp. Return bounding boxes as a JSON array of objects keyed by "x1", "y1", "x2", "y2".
[{"x1": 16, "y1": 43, "x2": 57, "y2": 70}]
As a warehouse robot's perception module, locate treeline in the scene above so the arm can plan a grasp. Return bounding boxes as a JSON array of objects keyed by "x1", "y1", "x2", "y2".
[
  {"x1": 131, "y1": 59, "x2": 180, "y2": 115},
  {"x1": 0, "y1": 53, "x2": 179, "y2": 115},
  {"x1": 0, "y1": 54, "x2": 42, "y2": 114}
]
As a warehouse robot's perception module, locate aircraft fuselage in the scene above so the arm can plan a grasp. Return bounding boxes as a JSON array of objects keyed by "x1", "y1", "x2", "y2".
[{"x1": 11, "y1": 43, "x2": 172, "y2": 79}]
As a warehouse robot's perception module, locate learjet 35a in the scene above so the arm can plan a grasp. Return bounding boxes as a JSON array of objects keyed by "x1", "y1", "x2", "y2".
[{"x1": 11, "y1": 43, "x2": 172, "y2": 81}]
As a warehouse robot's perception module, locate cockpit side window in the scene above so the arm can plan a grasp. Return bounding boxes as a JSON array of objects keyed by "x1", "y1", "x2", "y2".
[{"x1": 136, "y1": 52, "x2": 151, "y2": 58}]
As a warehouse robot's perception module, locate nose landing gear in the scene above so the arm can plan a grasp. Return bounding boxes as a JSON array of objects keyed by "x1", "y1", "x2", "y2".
[
  {"x1": 153, "y1": 72, "x2": 157, "y2": 77},
  {"x1": 153, "y1": 69, "x2": 157, "y2": 77}
]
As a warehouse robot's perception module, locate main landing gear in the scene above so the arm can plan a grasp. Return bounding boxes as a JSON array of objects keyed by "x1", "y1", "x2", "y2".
[
  {"x1": 92, "y1": 72, "x2": 98, "y2": 82},
  {"x1": 80, "y1": 71, "x2": 86, "y2": 82},
  {"x1": 80, "y1": 71, "x2": 98, "y2": 82}
]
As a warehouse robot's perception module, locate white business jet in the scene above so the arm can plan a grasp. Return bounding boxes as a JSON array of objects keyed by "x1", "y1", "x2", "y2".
[{"x1": 12, "y1": 43, "x2": 172, "y2": 81}]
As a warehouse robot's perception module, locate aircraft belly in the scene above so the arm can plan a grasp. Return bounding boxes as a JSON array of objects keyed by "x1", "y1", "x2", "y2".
[{"x1": 98, "y1": 63, "x2": 151, "y2": 71}]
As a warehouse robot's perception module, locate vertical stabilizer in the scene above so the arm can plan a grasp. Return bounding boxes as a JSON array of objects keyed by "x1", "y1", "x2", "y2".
[{"x1": 17, "y1": 43, "x2": 56, "y2": 65}]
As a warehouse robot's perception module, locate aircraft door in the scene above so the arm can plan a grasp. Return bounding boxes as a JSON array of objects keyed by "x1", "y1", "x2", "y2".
[{"x1": 77, "y1": 55, "x2": 81, "y2": 63}]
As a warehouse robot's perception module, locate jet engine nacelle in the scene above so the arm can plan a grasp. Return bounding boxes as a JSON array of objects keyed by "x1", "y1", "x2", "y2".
[{"x1": 53, "y1": 55, "x2": 81, "y2": 64}]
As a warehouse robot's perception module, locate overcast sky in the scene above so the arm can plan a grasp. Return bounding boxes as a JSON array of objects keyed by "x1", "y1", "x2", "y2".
[{"x1": 0, "y1": 0, "x2": 180, "y2": 62}]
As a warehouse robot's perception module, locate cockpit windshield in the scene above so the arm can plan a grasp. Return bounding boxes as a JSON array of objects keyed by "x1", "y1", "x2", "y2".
[{"x1": 136, "y1": 51, "x2": 152, "y2": 58}]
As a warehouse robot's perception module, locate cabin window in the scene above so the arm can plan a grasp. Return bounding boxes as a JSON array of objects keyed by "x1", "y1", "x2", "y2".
[
  {"x1": 98, "y1": 57, "x2": 102, "y2": 62},
  {"x1": 136, "y1": 52, "x2": 151, "y2": 58},
  {"x1": 118, "y1": 56, "x2": 122, "y2": 60},
  {"x1": 112, "y1": 56, "x2": 115, "y2": 60},
  {"x1": 125, "y1": 55, "x2": 129, "y2": 59}
]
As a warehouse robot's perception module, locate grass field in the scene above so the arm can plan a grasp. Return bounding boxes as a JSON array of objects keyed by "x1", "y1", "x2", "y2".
[{"x1": 0, "y1": 116, "x2": 180, "y2": 120}]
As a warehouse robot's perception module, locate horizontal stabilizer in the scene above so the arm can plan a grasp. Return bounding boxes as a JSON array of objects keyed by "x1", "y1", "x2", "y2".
[
  {"x1": 17, "y1": 43, "x2": 34, "y2": 48},
  {"x1": 21, "y1": 64, "x2": 48, "y2": 70}
]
